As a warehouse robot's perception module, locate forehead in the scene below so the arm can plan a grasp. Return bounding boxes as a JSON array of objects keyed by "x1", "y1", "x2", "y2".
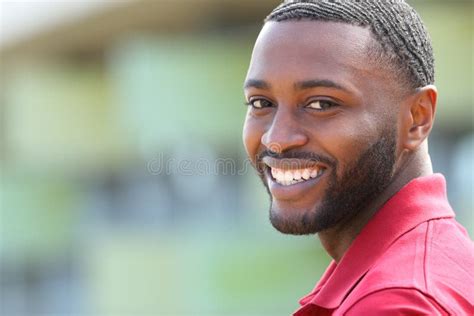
[{"x1": 246, "y1": 21, "x2": 379, "y2": 87}]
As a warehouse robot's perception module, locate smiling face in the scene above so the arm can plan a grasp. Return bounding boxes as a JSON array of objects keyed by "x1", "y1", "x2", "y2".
[{"x1": 243, "y1": 21, "x2": 406, "y2": 235}]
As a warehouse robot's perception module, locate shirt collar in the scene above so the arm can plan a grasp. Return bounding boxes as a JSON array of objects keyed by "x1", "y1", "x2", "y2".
[{"x1": 297, "y1": 174, "x2": 455, "y2": 311}]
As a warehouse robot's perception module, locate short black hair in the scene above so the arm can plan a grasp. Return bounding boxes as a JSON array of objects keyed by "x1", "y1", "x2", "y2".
[{"x1": 265, "y1": 0, "x2": 434, "y2": 90}]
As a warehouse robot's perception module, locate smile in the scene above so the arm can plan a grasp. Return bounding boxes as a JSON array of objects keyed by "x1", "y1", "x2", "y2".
[
  {"x1": 270, "y1": 167, "x2": 325, "y2": 186},
  {"x1": 264, "y1": 166, "x2": 327, "y2": 201},
  {"x1": 261, "y1": 156, "x2": 328, "y2": 200}
]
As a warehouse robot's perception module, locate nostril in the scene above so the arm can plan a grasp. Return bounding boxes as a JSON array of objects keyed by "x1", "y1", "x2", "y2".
[{"x1": 268, "y1": 142, "x2": 283, "y2": 154}]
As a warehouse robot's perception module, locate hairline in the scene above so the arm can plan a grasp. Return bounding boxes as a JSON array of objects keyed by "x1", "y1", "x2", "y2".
[{"x1": 262, "y1": 18, "x2": 414, "y2": 94}]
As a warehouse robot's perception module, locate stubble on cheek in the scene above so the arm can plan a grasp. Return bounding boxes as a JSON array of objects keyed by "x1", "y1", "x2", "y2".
[{"x1": 267, "y1": 127, "x2": 397, "y2": 235}]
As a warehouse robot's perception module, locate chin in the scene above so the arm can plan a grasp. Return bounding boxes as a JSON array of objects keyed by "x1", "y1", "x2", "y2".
[{"x1": 269, "y1": 201, "x2": 329, "y2": 235}]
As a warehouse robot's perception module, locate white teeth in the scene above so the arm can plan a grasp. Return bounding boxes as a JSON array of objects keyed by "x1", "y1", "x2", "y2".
[
  {"x1": 276, "y1": 169, "x2": 283, "y2": 179},
  {"x1": 302, "y1": 169, "x2": 310, "y2": 180},
  {"x1": 294, "y1": 169, "x2": 302, "y2": 181},
  {"x1": 270, "y1": 167, "x2": 325, "y2": 186},
  {"x1": 271, "y1": 168, "x2": 277, "y2": 179}
]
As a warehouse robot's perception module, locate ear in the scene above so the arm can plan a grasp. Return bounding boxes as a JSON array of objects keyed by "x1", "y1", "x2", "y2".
[{"x1": 401, "y1": 85, "x2": 437, "y2": 151}]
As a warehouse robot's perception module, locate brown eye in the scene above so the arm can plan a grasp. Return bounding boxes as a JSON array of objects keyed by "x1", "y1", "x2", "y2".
[
  {"x1": 250, "y1": 99, "x2": 273, "y2": 109},
  {"x1": 306, "y1": 100, "x2": 338, "y2": 111}
]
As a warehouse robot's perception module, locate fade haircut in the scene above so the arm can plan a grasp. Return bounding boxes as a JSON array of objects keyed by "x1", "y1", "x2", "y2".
[{"x1": 265, "y1": 0, "x2": 435, "y2": 90}]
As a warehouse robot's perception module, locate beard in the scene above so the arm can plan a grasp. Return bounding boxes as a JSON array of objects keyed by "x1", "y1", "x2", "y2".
[{"x1": 258, "y1": 128, "x2": 397, "y2": 235}]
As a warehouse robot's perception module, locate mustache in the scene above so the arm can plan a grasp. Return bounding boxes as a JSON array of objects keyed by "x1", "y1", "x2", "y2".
[{"x1": 256, "y1": 149, "x2": 336, "y2": 168}]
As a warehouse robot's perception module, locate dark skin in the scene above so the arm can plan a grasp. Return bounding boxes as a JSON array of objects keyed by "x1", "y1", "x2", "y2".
[{"x1": 243, "y1": 21, "x2": 437, "y2": 262}]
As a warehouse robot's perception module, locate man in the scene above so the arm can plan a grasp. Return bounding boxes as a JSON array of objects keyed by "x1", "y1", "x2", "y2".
[{"x1": 242, "y1": 0, "x2": 473, "y2": 315}]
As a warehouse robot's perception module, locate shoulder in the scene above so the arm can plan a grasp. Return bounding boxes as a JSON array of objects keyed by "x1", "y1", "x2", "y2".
[
  {"x1": 423, "y1": 218, "x2": 474, "y2": 312},
  {"x1": 342, "y1": 288, "x2": 448, "y2": 316},
  {"x1": 346, "y1": 218, "x2": 474, "y2": 313},
  {"x1": 368, "y1": 218, "x2": 474, "y2": 295}
]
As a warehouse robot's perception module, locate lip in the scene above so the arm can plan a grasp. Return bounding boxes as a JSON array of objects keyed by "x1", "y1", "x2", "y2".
[
  {"x1": 262, "y1": 156, "x2": 326, "y2": 170},
  {"x1": 264, "y1": 166, "x2": 327, "y2": 201}
]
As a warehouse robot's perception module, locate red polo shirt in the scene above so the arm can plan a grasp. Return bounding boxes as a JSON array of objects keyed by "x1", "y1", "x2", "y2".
[{"x1": 294, "y1": 174, "x2": 474, "y2": 315}]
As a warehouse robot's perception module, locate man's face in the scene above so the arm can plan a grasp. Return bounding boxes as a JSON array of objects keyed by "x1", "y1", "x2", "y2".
[{"x1": 243, "y1": 21, "x2": 402, "y2": 235}]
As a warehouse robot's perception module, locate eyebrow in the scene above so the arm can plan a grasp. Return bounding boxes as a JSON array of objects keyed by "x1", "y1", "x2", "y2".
[
  {"x1": 294, "y1": 79, "x2": 350, "y2": 93},
  {"x1": 244, "y1": 78, "x2": 350, "y2": 93},
  {"x1": 243, "y1": 79, "x2": 270, "y2": 90}
]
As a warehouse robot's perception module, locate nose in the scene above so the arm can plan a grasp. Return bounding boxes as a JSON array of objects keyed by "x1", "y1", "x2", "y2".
[{"x1": 261, "y1": 108, "x2": 308, "y2": 153}]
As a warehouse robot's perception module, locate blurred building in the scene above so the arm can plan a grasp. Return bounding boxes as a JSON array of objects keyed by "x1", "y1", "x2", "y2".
[{"x1": 0, "y1": 1, "x2": 472, "y2": 315}]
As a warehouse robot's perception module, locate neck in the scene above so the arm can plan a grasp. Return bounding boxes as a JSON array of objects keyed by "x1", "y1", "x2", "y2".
[{"x1": 318, "y1": 147, "x2": 433, "y2": 263}]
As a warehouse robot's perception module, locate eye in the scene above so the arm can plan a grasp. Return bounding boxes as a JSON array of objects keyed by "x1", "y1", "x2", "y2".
[
  {"x1": 305, "y1": 100, "x2": 339, "y2": 111},
  {"x1": 246, "y1": 98, "x2": 274, "y2": 109}
]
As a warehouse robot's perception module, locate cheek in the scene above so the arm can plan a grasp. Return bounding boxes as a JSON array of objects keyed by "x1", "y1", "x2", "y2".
[
  {"x1": 242, "y1": 116, "x2": 265, "y2": 163},
  {"x1": 306, "y1": 115, "x2": 377, "y2": 172}
]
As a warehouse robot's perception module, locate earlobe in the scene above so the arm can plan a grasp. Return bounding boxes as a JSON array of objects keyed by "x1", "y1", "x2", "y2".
[{"x1": 404, "y1": 85, "x2": 437, "y2": 151}]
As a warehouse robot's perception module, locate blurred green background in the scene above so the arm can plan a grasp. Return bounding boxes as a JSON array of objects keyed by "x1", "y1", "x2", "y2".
[{"x1": 0, "y1": 0, "x2": 472, "y2": 315}]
